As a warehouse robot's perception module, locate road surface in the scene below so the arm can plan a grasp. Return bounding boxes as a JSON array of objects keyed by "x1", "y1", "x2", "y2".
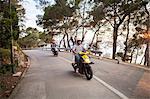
[
  {"x1": 9, "y1": 50, "x2": 121, "y2": 99},
  {"x1": 59, "y1": 51, "x2": 150, "y2": 99},
  {"x1": 9, "y1": 50, "x2": 150, "y2": 99}
]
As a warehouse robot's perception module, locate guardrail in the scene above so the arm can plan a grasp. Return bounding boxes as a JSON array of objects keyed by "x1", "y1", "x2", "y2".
[
  {"x1": 42, "y1": 47, "x2": 103, "y2": 55},
  {"x1": 90, "y1": 50, "x2": 103, "y2": 56},
  {"x1": 22, "y1": 47, "x2": 103, "y2": 57}
]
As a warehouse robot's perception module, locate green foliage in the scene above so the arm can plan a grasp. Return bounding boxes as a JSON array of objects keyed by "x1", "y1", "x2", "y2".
[
  {"x1": 75, "y1": 0, "x2": 83, "y2": 7},
  {"x1": 38, "y1": 0, "x2": 78, "y2": 31},
  {"x1": 0, "y1": 48, "x2": 10, "y2": 64},
  {"x1": 0, "y1": 82, "x2": 6, "y2": 92},
  {"x1": 127, "y1": 33, "x2": 144, "y2": 53},
  {"x1": 0, "y1": 1, "x2": 20, "y2": 49},
  {"x1": 132, "y1": 0, "x2": 149, "y2": 27},
  {"x1": 0, "y1": 64, "x2": 15, "y2": 74},
  {"x1": 18, "y1": 27, "x2": 40, "y2": 48},
  {"x1": 91, "y1": 0, "x2": 150, "y2": 59},
  {"x1": 36, "y1": 0, "x2": 150, "y2": 63},
  {"x1": 0, "y1": 48, "x2": 16, "y2": 74},
  {"x1": 90, "y1": 5, "x2": 105, "y2": 23},
  {"x1": 39, "y1": 32, "x2": 52, "y2": 43}
]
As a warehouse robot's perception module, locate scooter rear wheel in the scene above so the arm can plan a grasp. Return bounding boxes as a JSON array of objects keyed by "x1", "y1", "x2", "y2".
[{"x1": 72, "y1": 63, "x2": 77, "y2": 72}]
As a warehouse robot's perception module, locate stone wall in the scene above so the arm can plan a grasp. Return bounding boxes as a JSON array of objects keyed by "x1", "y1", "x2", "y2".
[{"x1": 13, "y1": 46, "x2": 28, "y2": 68}]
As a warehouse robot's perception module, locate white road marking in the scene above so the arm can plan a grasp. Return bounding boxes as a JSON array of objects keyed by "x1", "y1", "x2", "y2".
[
  {"x1": 93, "y1": 76, "x2": 128, "y2": 99},
  {"x1": 59, "y1": 56, "x2": 129, "y2": 99}
]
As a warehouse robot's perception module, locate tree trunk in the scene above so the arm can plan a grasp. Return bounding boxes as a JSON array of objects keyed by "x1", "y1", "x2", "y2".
[
  {"x1": 147, "y1": 43, "x2": 150, "y2": 67},
  {"x1": 95, "y1": 36, "x2": 100, "y2": 50},
  {"x1": 112, "y1": 2, "x2": 128, "y2": 59},
  {"x1": 74, "y1": 36, "x2": 77, "y2": 44},
  {"x1": 0, "y1": 28, "x2": 2, "y2": 66},
  {"x1": 90, "y1": 30, "x2": 99, "y2": 47},
  {"x1": 0, "y1": 51, "x2": 2, "y2": 67},
  {"x1": 130, "y1": 47, "x2": 136, "y2": 63},
  {"x1": 81, "y1": 2, "x2": 86, "y2": 42},
  {"x1": 81, "y1": 31, "x2": 87, "y2": 43},
  {"x1": 143, "y1": 4, "x2": 150, "y2": 67},
  {"x1": 123, "y1": 14, "x2": 130, "y2": 61},
  {"x1": 59, "y1": 34, "x2": 66, "y2": 48},
  {"x1": 144, "y1": 45, "x2": 147, "y2": 65},
  {"x1": 66, "y1": 32, "x2": 70, "y2": 48},
  {"x1": 146, "y1": 12, "x2": 150, "y2": 67},
  {"x1": 82, "y1": 27, "x2": 85, "y2": 42},
  {"x1": 69, "y1": 25, "x2": 81, "y2": 45},
  {"x1": 63, "y1": 38, "x2": 66, "y2": 49},
  {"x1": 135, "y1": 49, "x2": 139, "y2": 64},
  {"x1": 144, "y1": 43, "x2": 150, "y2": 67},
  {"x1": 112, "y1": 26, "x2": 118, "y2": 59},
  {"x1": 140, "y1": 55, "x2": 144, "y2": 65},
  {"x1": 73, "y1": 25, "x2": 82, "y2": 43},
  {"x1": 70, "y1": 37, "x2": 75, "y2": 45}
]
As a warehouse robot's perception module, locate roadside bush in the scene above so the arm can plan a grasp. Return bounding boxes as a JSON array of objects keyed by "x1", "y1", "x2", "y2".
[
  {"x1": 116, "y1": 52, "x2": 124, "y2": 60},
  {"x1": 0, "y1": 64, "x2": 15, "y2": 74},
  {"x1": 0, "y1": 82, "x2": 6, "y2": 92},
  {"x1": 0, "y1": 48, "x2": 13, "y2": 74},
  {"x1": 0, "y1": 48, "x2": 11, "y2": 64}
]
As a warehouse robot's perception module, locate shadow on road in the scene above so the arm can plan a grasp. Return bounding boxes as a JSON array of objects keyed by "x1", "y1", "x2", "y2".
[
  {"x1": 44, "y1": 55, "x2": 57, "y2": 57},
  {"x1": 66, "y1": 71, "x2": 88, "y2": 80}
]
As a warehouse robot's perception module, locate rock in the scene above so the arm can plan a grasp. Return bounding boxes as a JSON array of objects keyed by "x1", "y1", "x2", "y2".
[
  {"x1": 20, "y1": 61, "x2": 25, "y2": 67},
  {"x1": 23, "y1": 61, "x2": 28, "y2": 67},
  {"x1": 12, "y1": 85, "x2": 15, "y2": 89},
  {"x1": 5, "y1": 90, "x2": 11, "y2": 97},
  {"x1": 5, "y1": 90, "x2": 10, "y2": 94},
  {"x1": 13, "y1": 72, "x2": 22, "y2": 77}
]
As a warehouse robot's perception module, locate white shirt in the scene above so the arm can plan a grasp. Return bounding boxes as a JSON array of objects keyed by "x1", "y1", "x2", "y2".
[{"x1": 72, "y1": 44, "x2": 84, "y2": 53}]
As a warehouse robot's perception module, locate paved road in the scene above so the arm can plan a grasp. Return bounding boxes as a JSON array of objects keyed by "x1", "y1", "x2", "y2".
[
  {"x1": 9, "y1": 50, "x2": 121, "y2": 99},
  {"x1": 58, "y1": 52, "x2": 150, "y2": 99}
]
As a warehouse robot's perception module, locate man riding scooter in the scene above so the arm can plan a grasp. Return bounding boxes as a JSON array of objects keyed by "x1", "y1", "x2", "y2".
[
  {"x1": 72, "y1": 40, "x2": 85, "y2": 74},
  {"x1": 51, "y1": 40, "x2": 58, "y2": 56}
]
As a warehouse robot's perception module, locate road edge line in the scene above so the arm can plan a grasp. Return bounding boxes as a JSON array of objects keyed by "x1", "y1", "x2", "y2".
[
  {"x1": 93, "y1": 75, "x2": 128, "y2": 99},
  {"x1": 8, "y1": 55, "x2": 31, "y2": 99},
  {"x1": 59, "y1": 56, "x2": 129, "y2": 99}
]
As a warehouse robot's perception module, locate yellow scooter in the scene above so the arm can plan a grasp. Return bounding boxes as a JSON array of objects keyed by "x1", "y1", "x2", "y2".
[{"x1": 72, "y1": 51, "x2": 94, "y2": 80}]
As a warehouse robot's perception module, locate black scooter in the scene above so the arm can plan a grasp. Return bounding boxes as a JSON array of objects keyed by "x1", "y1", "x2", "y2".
[{"x1": 51, "y1": 48, "x2": 58, "y2": 56}]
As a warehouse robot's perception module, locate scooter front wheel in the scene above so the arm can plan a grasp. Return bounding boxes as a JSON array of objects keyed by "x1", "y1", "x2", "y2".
[{"x1": 84, "y1": 65, "x2": 93, "y2": 80}]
